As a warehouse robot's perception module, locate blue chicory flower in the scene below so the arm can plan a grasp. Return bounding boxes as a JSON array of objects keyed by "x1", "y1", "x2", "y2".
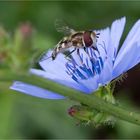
[{"x1": 10, "y1": 17, "x2": 140, "y2": 99}]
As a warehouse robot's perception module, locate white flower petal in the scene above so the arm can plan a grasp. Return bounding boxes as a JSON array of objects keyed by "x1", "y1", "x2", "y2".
[
  {"x1": 113, "y1": 19, "x2": 140, "y2": 78},
  {"x1": 30, "y1": 69, "x2": 89, "y2": 93},
  {"x1": 109, "y1": 17, "x2": 126, "y2": 58},
  {"x1": 10, "y1": 81, "x2": 64, "y2": 99},
  {"x1": 113, "y1": 42, "x2": 140, "y2": 79},
  {"x1": 120, "y1": 19, "x2": 140, "y2": 52},
  {"x1": 39, "y1": 51, "x2": 68, "y2": 77},
  {"x1": 96, "y1": 27, "x2": 110, "y2": 58},
  {"x1": 99, "y1": 59, "x2": 113, "y2": 85},
  {"x1": 79, "y1": 76, "x2": 99, "y2": 93},
  {"x1": 95, "y1": 26, "x2": 114, "y2": 85}
]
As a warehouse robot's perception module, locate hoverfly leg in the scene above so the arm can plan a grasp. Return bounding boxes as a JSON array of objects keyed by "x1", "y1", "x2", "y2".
[
  {"x1": 77, "y1": 48, "x2": 83, "y2": 65},
  {"x1": 91, "y1": 46, "x2": 100, "y2": 55},
  {"x1": 77, "y1": 48, "x2": 80, "y2": 56},
  {"x1": 84, "y1": 47, "x2": 90, "y2": 57},
  {"x1": 84, "y1": 47, "x2": 87, "y2": 53},
  {"x1": 65, "y1": 48, "x2": 76, "y2": 58},
  {"x1": 38, "y1": 51, "x2": 52, "y2": 62}
]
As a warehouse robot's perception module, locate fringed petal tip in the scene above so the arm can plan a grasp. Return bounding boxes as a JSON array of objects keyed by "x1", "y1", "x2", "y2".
[
  {"x1": 110, "y1": 17, "x2": 126, "y2": 55},
  {"x1": 10, "y1": 81, "x2": 65, "y2": 99},
  {"x1": 113, "y1": 18, "x2": 140, "y2": 79}
]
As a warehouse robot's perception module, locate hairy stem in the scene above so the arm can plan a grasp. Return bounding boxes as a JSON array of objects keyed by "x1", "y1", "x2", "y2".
[{"x1": 1, "y1": 70, "x2": 140, "y2": 125}]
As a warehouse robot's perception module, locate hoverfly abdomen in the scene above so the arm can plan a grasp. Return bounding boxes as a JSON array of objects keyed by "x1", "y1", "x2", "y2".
[{"x1": 51, "y1": 37, "x2": 73, "y2": 60}]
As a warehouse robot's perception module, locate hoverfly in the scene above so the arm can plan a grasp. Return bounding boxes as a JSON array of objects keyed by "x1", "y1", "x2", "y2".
[{"x1": 42, "y1": 20, "x2": 100, "y2": 61}]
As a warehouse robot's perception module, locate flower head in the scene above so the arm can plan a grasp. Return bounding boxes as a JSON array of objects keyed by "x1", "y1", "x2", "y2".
[{"x1": 10, "y1": 17, "x2": 140, "y2": 99}]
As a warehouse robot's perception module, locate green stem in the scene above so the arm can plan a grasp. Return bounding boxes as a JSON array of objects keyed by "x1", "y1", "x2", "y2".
[{"x1": 1, "y1": 70, "x2": 140, "y2": 125}]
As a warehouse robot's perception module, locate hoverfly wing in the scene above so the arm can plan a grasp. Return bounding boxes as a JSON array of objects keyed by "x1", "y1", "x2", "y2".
[{"x1": 55, "y1": 19, "x2": 75, "y2": 35}]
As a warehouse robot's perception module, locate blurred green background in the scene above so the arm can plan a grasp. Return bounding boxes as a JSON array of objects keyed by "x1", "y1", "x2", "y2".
[{"x1": 0, "y1": 1, "x2": 140, "y2": 139}]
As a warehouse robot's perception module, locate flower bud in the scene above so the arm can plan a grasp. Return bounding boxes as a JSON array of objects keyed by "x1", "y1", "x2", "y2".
[
  {"x1": 68, "y1": 105, "x2": 94, "y2": 122},
  {"x1": 11, "y1": 22, "x2": 36, "y2": 72},
  {"x1": 0, "y1": 27, "x2": 10, "y2": 63},
  {"x1": 68, "y1": 104, "x2": 115, "y2": 126},
  {"x1": 19, "y1": 22, "x2": 33, "y2": 39}
]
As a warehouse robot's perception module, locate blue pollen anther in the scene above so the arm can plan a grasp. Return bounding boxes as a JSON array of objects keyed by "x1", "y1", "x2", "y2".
[
  {"x1": 79, "y1": 65, "x2": 93, "y2": 78},
  {"x1": 65, "y1": 47, "x2": 104, "y2": 82},
  {"x1": 75, "y1": 69, "x2": 87, "y2": 79},
  {"x1": 71, "y1": 75, "x2": 79, "y2": 83},
  {"x1": 98, "y1": 57, "x2": 104, "y2": 68}
]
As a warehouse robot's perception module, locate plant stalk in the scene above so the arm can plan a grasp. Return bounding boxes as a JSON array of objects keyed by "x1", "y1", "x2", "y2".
[{"x1": 1, "y1": 70, "x2": 140, "y2": 125}]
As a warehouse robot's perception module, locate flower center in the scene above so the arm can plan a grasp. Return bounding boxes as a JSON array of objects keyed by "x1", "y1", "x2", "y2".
[{"x1": 65, "y1": 47, "x2": 104, "y2": 83}]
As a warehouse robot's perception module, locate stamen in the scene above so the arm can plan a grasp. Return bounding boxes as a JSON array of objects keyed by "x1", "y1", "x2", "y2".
[
  {"x1": 98, "y1": 57, "x2": 104, "y2": 68},
  {"x1": 95, "y1": 60, "x2": 101, "y2": 74},
  {"x1": 79, "y1": 65, "x2": 94, "y2": 78},
  {"x1": 112, "y1": 48, "x2": 117, "y2": 64},
  {"x1": 86, "y1": 58, "x2": 89, "y2": 67},
  {"x1": 75, "y1": 69, "x2": 87, "y2": 80},
  {"x1": 65, "y1": 40, "x2": 105, "y2": 82},
  {"x1": 70, "y1": 56, "x2": 78, "y2": 66},
  {"x1": 65, "y1": 62, "x2": 75, "y2": 75},
  {"x1": 90, "y1": 59, "x2": 96, "y2": 74},
  {"x1": 71, "y1": 75, "x2": 79, "y2": 83}
]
